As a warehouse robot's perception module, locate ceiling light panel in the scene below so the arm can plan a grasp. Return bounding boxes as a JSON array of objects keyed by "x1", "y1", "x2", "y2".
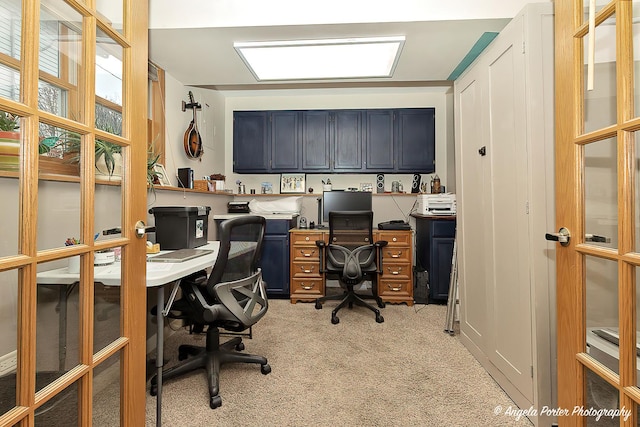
[{"x1": 234, "y1": 36, "x2": 405, "y2": 81}]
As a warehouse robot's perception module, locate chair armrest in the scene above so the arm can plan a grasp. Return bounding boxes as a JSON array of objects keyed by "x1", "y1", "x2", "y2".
[
  {"x1": 315, "y1": 240, "x2": 326, "y2": 273},
  {"x1": 374, "y1": 240, "x2": 388, "y2": 274}
]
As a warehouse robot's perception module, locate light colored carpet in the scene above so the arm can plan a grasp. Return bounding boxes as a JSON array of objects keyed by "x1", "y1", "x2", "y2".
[{"x1": 145, "y1": 299, "x2": 533, "y2": 426}]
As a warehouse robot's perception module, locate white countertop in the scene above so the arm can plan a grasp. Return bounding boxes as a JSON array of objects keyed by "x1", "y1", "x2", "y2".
[{"x1": 213, "y1": 213, "x2": 299, "y2": 220}]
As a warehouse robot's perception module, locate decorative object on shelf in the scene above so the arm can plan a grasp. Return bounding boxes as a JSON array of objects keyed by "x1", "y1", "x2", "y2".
[
  {"x1": 430, "y1": 174, "x2": 441, "y2": 194},
  {"x1": 236, "y1": 179, "x2": 246, "y2": 194},
  {"x1": 360, "y1": 183, "x2": 373, "y2": 192},
  {"x1": 152, "y1": 163, "x2": 171, "y2": 186},
  {"x1": 181, "y1": 91, "x2": 203, "y2": 159},
  {"x1": 281, "y1": 173, "x2": 306, "y2": 194},
  {"x1": 261, "y1": 182, "x2": 273, "y2": 194},
  {"x1": 376, "y1": 174, "x2": 385, "y2": 193},
  {"x1": 321, "y1": 178, "x2": 332, "y2": 192}
]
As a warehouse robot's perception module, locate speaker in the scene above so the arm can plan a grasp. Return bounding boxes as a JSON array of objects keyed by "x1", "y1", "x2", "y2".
[
  {"x1": 411, "y1": 174, "x2": 421, "y2": 193},
  {"x1": 299, "y1": 217, "x2": 308, "y2": 229},
  {"x1": 376, "y1": 174, "x2": 385, "y2": 193}
]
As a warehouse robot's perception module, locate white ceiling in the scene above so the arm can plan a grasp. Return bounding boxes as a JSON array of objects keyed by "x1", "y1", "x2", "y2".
[{"x1": 148, "y1": 0, "x2": 543, "y2": 90}]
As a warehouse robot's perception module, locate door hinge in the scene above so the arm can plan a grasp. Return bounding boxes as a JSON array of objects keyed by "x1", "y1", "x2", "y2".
[
  {"x1": 522, "y1": 40, "x2": 526, "y2": 54},
  {"x1": 525, "y1": 201, "x2": 529, "y2": 214},
  {"x1": 531, "y1": 366, "x2": 534, "y2": 378}
]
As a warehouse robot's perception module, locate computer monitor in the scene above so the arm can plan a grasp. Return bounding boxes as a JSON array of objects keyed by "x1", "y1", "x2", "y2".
[{"x1": 322, "y1": 191, "x2": 372, "y2": 223}]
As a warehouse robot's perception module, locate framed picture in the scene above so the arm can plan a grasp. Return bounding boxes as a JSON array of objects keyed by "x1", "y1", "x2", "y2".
[
  {"x1": 153, "y1": 164, "x2": 172, "y2": 186},
  {"x1": 280, "y1": 173, "x2": 306, "y2": 194}
]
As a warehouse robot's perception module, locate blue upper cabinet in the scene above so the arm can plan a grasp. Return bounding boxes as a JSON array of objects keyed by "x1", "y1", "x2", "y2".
[
  {"x1": 365, "y1": 110, "x2": 395, "y2": 171},
  {"x1": 233, "y1": 111, "x2": 269, "y2": 173},
  {"x1": 270, "y1": 111, "x2": 299, "y2": 171},
  {"x1": 396, "y1": 108, "x2": 436, "y2": 173},
  {"x1": 332, "y1": 110, "x2": 363, "y2": 171},
  {"x1": 301, "y1": 111, "x2": 331, "y2": 170},
  {"x1": 233, "y1": 108, "x2": 435, "y2": 173}
]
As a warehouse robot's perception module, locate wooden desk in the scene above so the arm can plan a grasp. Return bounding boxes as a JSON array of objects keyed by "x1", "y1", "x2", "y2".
[{"x1": 289, "y1": 229, "x2": 413, "y2": 305}]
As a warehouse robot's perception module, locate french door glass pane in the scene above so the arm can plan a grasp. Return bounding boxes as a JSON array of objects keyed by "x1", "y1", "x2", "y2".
[
  {"x1": 583, "y1": 13, "x2": 617, "y2": 134},
  {"x1": 585, "y1": 256, "x2": 619, "y2": 375},
  {"x1": 96, "y1": 0, "x2": 123, "y2": 34},
  {"x1": 584, "y1": 138, "x2": 617, "y2": 249},
  {"x1": 95, "y1": 28, "x2": 123, "y2": 136},
  {"x1": 95, "y1": 180, "x2": 122, "y2": 242},
  {"x1": 0, "y1": 269, "x2": 18, "y2": 414},
  {"x1": 36, "y1": 260, "x2": 80, "y2": 385},
  {"x1": 0, "y1": 110, "x2": 19, "y2": 258},
  {"x1": 34, "y1": 380, "x2": 79, "y2": 425},
  {"x1": 93, "y1": 281, "x2": 121, "y2": 354},
  {"x1": 585, "y1": 369, "x2": 623, "y2": 425},
  {"x1": 37, "y1": 123, "x2": 81, "y2": 251},
  {"x1": 0, "y1": 0, "x2": 21, "y2": 102},
  {"x1": 39, "y1": 0, "x2": 83, "y2": 122},
  {"x1": 92, "y1": 350, "x2": 121, "y2": 426}
]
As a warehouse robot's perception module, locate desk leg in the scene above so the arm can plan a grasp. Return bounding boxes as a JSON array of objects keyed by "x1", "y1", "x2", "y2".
[{"x1": 156, "y1": 286, "x2": 164, "y2": 427}]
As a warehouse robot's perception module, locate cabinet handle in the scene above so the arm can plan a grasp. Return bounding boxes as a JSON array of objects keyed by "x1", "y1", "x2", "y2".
[
  {"x1": 301, "y1": 282, "x2": 316, "y2": 290},
  {"x1": 386, "y1": 284, "x2": 402, "y2": 292},
  {"x1": 387, "y1": 267, "x2": 402, "y2": 275},
  {"x1": 387, "y1": 250, "x2": 403, "y2": 258},
  {"x1": 301, "y1": 249, "x2": 316, "y2": 257},
  {"x1": 300, "y1": 266, "x2": 315, "y2": 273}
]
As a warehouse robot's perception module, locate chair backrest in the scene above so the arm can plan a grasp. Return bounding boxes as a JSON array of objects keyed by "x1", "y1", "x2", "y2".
[
  {"x1": 328, "y1": 210, "x2": 374, "y2": 250},
  {"x1": 208, "y1": 215, "x2": 266, "y2": 291},
  {"x1": 325, "y1": 211, "x2": 376, "y2": 281},
  {"x1": 205, "y1": 215, "x2": 268, "y2": 327}
]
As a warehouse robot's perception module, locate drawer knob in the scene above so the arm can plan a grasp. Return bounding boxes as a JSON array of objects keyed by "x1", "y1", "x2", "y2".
[
  {"x1": 301, "y1": 266, "x2": 315, "y2": 273},
  {"x1": 386, "y1": 284, "x2": 402, "y2": 292},
  {"x1": 305, "y1": 236, "x2": 310, "y2": 241},
  {"x1": 392, "y1": 237, "x2": 397, "y2": 242},
  {"x1": 301, "y1": 282, "x2": 316, "y2": 290}
]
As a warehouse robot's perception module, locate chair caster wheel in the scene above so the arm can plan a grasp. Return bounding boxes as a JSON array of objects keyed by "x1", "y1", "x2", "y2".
[
  {"x1": 376, "y1": 314, "x2": 384, "y2": 323},
  {"x1": 149, "y1": 383, "x2": 157, "y2": 396},
  {"x1": 235, "y1": 342, "x2": 245, "y2": 351},
  {"x1": 210, "y1": 396, "x2": 222, "y2": 409},
  {"x1": 261, "y1": 364, "x2": 271, "y2": 375},
  {"x1": 178, "y1": 349, "x2": 189, "y2": 360},
  {"x1": 315, "y1": 301, "x2": 322, "y2": 309},
  {"x1": 331, "y1": 315, "x2": 340, "y2": 324},
  {"x1": 378, "y1": 301, "x2": 386, "y2": 308}
]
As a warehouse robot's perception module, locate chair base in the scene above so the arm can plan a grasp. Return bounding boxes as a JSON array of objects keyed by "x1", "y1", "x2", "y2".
[
  {"x1": 150, "y1": 326, "x2": 270, "y2": 409},
  {"x1": 315, "y1": 288, "x2": 385, "y2": 324}
]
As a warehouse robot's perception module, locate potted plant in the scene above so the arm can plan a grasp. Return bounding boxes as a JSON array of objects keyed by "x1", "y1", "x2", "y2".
[
  {"x1": 56, "y1": 131, "x2": 123, "y2": 180},
  {"x1": 0, "y1": 111, "x2": 20, "y2": 171}
]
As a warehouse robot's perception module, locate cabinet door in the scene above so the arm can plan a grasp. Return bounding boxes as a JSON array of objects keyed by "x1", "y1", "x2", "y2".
[
  {"x1": 396, "y1": 108, "x2": 436, "y2": 173},
  {"x1": 270, "y1": 111, "x2": 299, "y2": 171},
  {"x1": 332, "y1": 110, "x2": 363, "y2": 171},
  {"x1": 233, "y1": 111, "x2": 269, "y2": 172},
  {"x1": 260, "y1": 234, "x2": 290, "y2": 297},
  {"x1": 301, "y1": 110, "x2": 331, "y2": 170},
  {"x1": 365, "y1": 110, "x2": 395, "y2": 171},
  {"x1": 430, "y1": 236, "x2": 454, "y2": 300}
]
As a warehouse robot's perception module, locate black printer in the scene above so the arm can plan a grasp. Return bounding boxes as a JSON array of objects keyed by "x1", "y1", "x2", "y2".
[{"x1": 227, "y1": 201, "x2": 250, "y2": 213}]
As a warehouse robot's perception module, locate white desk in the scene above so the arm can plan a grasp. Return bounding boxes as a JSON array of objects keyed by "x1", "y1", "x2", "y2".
[{"x1": 37, "y1": 241, "x2": 220, "y2": 427}]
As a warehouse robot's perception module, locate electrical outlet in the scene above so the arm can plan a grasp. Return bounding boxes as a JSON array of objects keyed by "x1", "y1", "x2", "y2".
[{"x1": 0, "y1": 350, "x2": 17, "y2": 376}]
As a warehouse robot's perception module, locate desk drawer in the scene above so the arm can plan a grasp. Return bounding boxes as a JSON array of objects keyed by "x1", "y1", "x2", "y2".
[
  {"x1": 291, "y1": 278, "x2": 324, "y2": 296},
  {"x1": 292, "y1": 246, "x2": 319, "y2": 261},
  {"x1": 378, "y1": 278, "x2": 412, "y2": 298},
  {"x1": 291, "y1": 232, "x2": 325, "y2": 245},
  {"x1": 382, "y1": 247, "x2": 411, "y2": 263},
  {"x1": 380, "y1": 262, "x2": 412, "y2": 281},
  {"x1": 292, "y1": 261, "x2": 321, "y2": 277},
  {"x1": 376, "y1": 231, "x2": 412, "y2": 246}
]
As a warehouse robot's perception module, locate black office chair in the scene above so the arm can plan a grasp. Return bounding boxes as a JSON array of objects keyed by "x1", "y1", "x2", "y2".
[
  {"x1": 315, "y1": 211, "x2": 388, "y2": 324},
  {"x1": 150, "y1": 215, "x2": 271, "y2": 409}
]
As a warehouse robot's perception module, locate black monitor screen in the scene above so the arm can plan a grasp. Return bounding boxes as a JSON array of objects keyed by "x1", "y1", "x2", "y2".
[{"x1": 322, "y1": 191, "x2": 372, "y2": 222}]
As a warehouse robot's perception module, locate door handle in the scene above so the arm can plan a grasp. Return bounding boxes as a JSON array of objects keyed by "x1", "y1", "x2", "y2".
[
  {"x1": 585, "y1": 233, "x2": 611, "y2": 243},
  {"x1": 135, "y1": 220, "x2": 147, "y2": 239},
  {"x1": 545, "y1": 227, "x2": 570, "y2": 246}
]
